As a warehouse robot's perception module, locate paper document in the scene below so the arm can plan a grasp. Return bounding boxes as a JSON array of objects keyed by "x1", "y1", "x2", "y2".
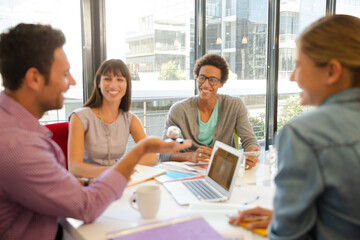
[
  {"x1": 175, "y1": 202, "x2": 268, "y2": 239},
  {"x1": 154, "y1": 169, "x2": 203, "y2": 183},
  {"x1": 159, "y1": 162, "x2": 207, "y2": 175},
  {"x1": 127, "y1": 164, "x2": 166, "y2": 187},
  {"x1": 106, "y1": 214, "x2": 226, "y2": 240}
]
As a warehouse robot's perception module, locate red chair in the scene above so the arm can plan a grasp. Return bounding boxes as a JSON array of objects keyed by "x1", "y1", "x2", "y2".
[{"x1": 45, "y1": 122, "x2": 69, "y2": 170}]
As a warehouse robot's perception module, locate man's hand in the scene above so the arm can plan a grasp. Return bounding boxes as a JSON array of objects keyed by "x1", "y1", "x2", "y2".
[
  {"x1": 191, "y1": 146, "x2": 212, "y2": 163},
  {"x1": 114, "y1": 137, "x2": 192, "y2": 179},
  {"x1": 244, "y1": 146, "x2": 260, "y2": 169},
  {"x1": 143, "y1": 137, "x2": 192, "y2": 154}
]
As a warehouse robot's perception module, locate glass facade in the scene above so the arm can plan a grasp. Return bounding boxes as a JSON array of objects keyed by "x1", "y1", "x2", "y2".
[
  {"x1": 0, "y1": 0, "x2": 83, "y2": 123},
  {"x1": 205, "y1": 0, "x2": 268, "y2": 143},
  {"x1": 1, "y1": 0, "x2": 359, "y2": 150},
  {"x1": 106, "y1": 0, "x2": 195, "y2": 147},
  {"x1": 277, "y1": 0, "x2": 325, "y2": 130},
  {"x1": 336, "y1": 0, "x2": 360, "y2": 17}
]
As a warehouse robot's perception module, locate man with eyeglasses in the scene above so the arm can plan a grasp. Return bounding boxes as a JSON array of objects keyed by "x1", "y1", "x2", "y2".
[
  {"x1": 196, "y1": 75, "x2": 221, "y2": 85},
  {"x1": 159, "y1": 53, "x2": 259, "y2": 167}
]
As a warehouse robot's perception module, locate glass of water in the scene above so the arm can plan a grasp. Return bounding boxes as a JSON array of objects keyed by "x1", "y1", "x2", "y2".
[
  {"x1": 235, "y1": 154, "x2": 246, "y2": 187},
  {"x1": 267, "y1": 145, "x2": 278, "y2": 178}
]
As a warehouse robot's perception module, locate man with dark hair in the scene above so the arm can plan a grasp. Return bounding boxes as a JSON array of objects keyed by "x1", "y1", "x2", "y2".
[
  {"x1": 0, "y1": 23, "x2": 191, "y2": 239},
  {"x1": 159, "y1": 53, "x2": 259, "y2": 167}
]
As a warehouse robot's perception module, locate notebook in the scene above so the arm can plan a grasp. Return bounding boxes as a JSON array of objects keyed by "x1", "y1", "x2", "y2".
[
  {"x1": 106, "y1": 214, "x2": 226, "y2": 240},
  {"x1": 128, "y1": 164, "x2": 166, "y2": 187},
  {"x1": 163, "y1": 141, "x2": 244, "y2": 206}
]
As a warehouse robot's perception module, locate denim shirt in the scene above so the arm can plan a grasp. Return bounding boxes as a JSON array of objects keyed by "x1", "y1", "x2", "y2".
[{"x1": 268, "y1": 88, "x2": 360, "y2": 240}]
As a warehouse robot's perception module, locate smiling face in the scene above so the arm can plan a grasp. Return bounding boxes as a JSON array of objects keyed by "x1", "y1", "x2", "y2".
[
  {"x1": 197, "y1": 65, "x2": 223, "y2": 102},
  {"x1": 38, "y1": 47, "x2": 75, "y2": 112},
  {"x1": 290, "y1": 45, "x2": 329, "y2": 106},
  {"x1": 98, "y1": 70, "x2": 127, "y2": 105}
]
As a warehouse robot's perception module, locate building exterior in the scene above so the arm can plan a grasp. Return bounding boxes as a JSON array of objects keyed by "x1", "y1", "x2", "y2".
[{"x1": 125, "y1": 0, "x2": 194, "y2": 81}]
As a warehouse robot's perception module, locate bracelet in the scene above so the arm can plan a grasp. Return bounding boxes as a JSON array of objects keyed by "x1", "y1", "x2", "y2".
[{"x1": 84, "y1": 178, "x2": 90, "y2": 187}]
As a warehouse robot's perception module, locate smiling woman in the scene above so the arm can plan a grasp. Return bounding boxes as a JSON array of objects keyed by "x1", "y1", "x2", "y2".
[
  {"x1": 67, "y1": 59, "x2": 158, "y2": 179},
  {"x1": 230, "y1": 15, "x2": 360, "y2": 240}
]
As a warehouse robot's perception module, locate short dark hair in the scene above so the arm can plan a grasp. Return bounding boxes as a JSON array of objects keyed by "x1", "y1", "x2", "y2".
[
  {"x1": 84, "y1": 59, "x2": 132, "y2": 112},
  {"x1": 193, "y1": 53, "x2": 229, "y2": 84},
  {"x1": 0, "y1": 23, "x2": 65, "y2": 91}
]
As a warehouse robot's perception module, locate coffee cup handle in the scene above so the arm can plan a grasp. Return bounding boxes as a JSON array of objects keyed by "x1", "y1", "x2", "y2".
[{"x1": 129, "y1": 192, "x2": 139, "y2": 211}]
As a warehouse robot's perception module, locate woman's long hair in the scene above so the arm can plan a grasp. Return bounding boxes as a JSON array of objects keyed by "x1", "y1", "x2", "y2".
[{"x1": 84, "y1": 59, "x2": 132, "y2": 111}]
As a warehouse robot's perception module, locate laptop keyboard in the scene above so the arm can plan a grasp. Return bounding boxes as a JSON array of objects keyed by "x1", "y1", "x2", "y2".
[{"x1": 183, "y1": 180, "x2": 222, "y2": 200}]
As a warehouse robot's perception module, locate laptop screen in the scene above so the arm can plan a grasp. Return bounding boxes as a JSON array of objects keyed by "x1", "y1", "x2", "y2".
[{"x1": 207, "y1": 147, "x2": 239, "y2": 191}]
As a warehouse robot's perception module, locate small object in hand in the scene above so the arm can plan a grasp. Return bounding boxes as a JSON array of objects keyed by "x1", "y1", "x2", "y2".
[
  {"x1": 243, "y1": 151, "x2": 260, "y2": 157},
  {"x1": 166, "y1": 126, "x2": 182, "y2": 139},
  {"x1": 229, "y1": 220, "x2": 268, "y2": 237},
  {"x1": 165, "y1": 126, "x2": 184, "y2": 143},
  {"x1": 242, "y1": 215, "x2": 270, "y2": 222}
]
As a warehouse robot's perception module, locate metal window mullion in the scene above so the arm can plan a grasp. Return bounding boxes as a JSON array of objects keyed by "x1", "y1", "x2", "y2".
[
  {"x1": 194, "y1": 0, "x2": 206, "y2": 95},
  {"x1": 326, "y1": 0, "x2": 336, "y2": 15},
  {"x1": 265, "y1": 0, "x2": 280, "y2": 149},
  {"x1": 81, "y1": 0, "x2": 107, "y2": 103}
]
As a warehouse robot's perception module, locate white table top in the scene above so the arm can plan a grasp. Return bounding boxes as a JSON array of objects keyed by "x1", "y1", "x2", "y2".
[{"x1": 61, "y1": 163, "x2": 275, "y2": 240}]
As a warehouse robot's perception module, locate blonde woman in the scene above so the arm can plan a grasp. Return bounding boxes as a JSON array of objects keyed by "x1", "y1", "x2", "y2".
[
  {"x1": 68, "y1": 59, "x2": 157, "y2": 178},
  {"x1": 230, "y1": 15, "x2": 360, "y2": 239}
]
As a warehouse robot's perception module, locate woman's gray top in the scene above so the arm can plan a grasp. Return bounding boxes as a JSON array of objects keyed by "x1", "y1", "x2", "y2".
[{"x1": 71, "y1": 107, "x2": 133, "y2": 166}]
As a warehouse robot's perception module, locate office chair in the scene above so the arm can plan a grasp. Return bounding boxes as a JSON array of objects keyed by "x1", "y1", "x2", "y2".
[
  {"x1": 45, "y1": 122, "x2": 69, "y2": 170},
  {"x1": 234, "y1": 130, "x2": 240, "y2": 150}
]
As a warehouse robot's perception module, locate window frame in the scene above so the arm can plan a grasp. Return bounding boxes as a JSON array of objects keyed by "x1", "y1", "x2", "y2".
[{"x1": 81, "y1": 0, "x2": 339, "y2": 150}]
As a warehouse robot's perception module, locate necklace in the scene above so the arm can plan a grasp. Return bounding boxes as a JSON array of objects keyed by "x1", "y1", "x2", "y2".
[{"x1": 99, "y1": 108, "x2": 112, "y2": 163}]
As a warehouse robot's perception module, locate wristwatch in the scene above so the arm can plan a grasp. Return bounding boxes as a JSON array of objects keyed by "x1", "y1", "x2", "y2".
[{"x1": 84, "y1": 178, "x2": 91, "y2": 187}]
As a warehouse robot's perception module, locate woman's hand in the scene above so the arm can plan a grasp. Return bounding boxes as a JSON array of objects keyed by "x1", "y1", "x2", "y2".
[
  {"x1": 228, "y1": 207, "x2": 272, "y2": 229},
  {"x1": 245, "y1": 146, "x2": 260, "y2": 170},
  {"x1": 190, "y1": 146, "x2": 212, "y2": 163}
]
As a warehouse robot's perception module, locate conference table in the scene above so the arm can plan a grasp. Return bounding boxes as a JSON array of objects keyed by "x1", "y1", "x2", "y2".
[{"x1": 60, "y1": 163, "x2": 275, "y2": 240}]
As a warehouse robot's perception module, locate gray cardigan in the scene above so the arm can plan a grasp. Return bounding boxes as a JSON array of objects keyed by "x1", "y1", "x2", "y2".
[{"x1": 159, "y1": 94, "x2": 259, "y2": 162}]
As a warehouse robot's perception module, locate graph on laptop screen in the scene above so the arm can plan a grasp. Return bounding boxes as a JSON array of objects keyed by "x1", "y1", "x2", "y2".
[{"x1": 208, "y1": 147, "x2": 238, "y2": 191}]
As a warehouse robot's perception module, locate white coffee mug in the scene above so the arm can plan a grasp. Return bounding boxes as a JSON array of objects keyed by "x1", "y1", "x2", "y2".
[{"x1": 129, "y1": 184, "x2": 161, "y2": 219}]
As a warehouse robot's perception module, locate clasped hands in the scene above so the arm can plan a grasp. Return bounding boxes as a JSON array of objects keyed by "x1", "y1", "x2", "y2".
[
  {"x1": 191, "y1": 146, "x2": 259, "y2": 170},
  {"x1": 191, "y1": 146, "x2": 212, "y2": 163},
  {"x1": 244, "y1": 146, "x2": 260, "y2": 169}
]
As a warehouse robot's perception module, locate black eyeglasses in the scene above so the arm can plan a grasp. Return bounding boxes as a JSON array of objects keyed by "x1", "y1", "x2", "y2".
[{"x1": 196, "y1": 75, "x2": 221, "y2": 86}]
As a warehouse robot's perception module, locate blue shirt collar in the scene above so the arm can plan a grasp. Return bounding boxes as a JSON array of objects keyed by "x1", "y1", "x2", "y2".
[{"x1": 320, "y1": 88, "x2": 360, "y2": 107}]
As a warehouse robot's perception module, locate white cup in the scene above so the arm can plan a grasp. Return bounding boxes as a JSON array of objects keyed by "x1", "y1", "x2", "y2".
[{"x1": 129, "y1": 185, "x2": 161, "y2": 219}]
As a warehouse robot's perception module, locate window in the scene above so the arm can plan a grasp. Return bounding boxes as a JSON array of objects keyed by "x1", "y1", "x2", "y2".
[
  {"x1": 2, "y1": 0, "x2": 345, "y2": 151},
  {"x1": 206, "y1": 0, "x2": 268, "y2": 144},
  {"x1": 0, "y1": 0, "x2": 83, "y2": 123},
  {"x1": 336, "y1": 0, "x2": 360, "y2": 17},
  {"x1": 106, "y1": 0, "x2": 195, "y2": 148},
  {"x1": 277, "y1": 0, "x2": 325, "y2": 129}
]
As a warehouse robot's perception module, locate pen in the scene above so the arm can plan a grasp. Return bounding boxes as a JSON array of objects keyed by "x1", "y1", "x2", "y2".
[
  {"x1": 227, "y1": 214, "x2": 270, "y2": 221},
  {"x1": 242, "y1": 195, "x2": 260, "y2": 205}
]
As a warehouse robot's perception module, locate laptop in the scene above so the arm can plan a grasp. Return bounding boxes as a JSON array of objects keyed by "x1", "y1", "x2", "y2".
[{"x1": 163, "y1": 140, "x2": 244, "y2": 206}]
